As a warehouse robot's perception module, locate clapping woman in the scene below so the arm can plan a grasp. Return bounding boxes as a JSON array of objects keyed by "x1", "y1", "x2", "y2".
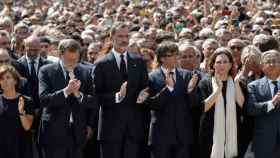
[
  {"x1": 0, "y1": 65, "x2": 34, "y2": 158},
  {"x1": 198, "y1": 48, "x2": 244, "y2": 158}
]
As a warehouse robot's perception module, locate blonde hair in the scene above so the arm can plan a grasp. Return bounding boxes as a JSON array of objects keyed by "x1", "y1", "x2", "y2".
[{"x1": 241, "y1": 45, "x2": 261, "y2": 64}]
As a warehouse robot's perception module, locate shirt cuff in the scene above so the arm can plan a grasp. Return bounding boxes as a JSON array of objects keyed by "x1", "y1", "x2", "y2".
[
  {"x1": 267, "y1": 100, "x2": 275, "y2": 112},
  {"x1": 167, "y1": 86, "x2": 174, "y2": 92},
  {"x1": 63, "y1": 88, "x2": 68, "y2": 98},
  {"x1": 115, "y1": 92, "x2": 125, "y2": 103},
  {"x1": 76, "y1": 92, "x2": 84, "y2": 103}
]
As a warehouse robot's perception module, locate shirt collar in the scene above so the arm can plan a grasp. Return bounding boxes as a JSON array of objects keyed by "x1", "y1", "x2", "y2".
[
  {"x1": 161, "y1": 66, "x2": 176, "y2": 75},
  {"x1": 26, "y1": 55, "x2": 39, "y2": 64},
  {"x1": 112, "y1": 48, "x2": 127, "y2": 59}
]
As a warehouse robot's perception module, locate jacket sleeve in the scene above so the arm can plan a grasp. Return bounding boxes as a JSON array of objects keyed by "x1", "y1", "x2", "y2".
[
  {"x1": 247, "y1": 82, "x2": 271, "y2": 116},
  {"x1": 145, "y1": 75, "x2": 171, "y2": 110},
  {"x1": 93, "y1": 62, "x2": 116, "y2": 108},
  {"x1": 38, "y1": 67, "x2": 68, "y2": 108},
  {"x1": 79, "y1": 68, "x2": 98, "y2": 110}
]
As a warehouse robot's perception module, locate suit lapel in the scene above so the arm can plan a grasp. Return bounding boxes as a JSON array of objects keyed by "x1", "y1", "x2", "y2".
[
  {"x1": 262, "y1": 77, "x2": 272, "y2": 99},
  {"x1": 127, "y1": 53, "x2": 137, "y2": 84},
  {"x1": 22, "y1": 57, "x2": 30, "y2": 77},
  {"x1": 54, "y1": 63, "x2": 68, "y2": 88},
  {"x1": 38, "y1": 58, "x2": 44, "y2": 69},
  {"x1": 157, "y1": 68, "x2": 167, "y2": 89}
]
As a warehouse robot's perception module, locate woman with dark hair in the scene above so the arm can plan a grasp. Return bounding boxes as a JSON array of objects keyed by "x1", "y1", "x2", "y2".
[
  {"x1": 0, "y1": 65, "x2": 34, "y2": 158},
  {"x1": 198, "y1": 47, "x2": 244, "y2": 158}
]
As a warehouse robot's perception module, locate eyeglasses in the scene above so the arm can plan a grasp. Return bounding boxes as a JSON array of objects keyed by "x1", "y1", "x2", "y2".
[
  {"x1": 230, "y1": 46, "x2": 242, "y2": 50},
  {"x1": 164, "y1": 54, "x2": 176, "y2": 57}
]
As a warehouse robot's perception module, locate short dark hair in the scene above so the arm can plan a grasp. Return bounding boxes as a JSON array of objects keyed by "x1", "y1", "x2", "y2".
[
  {"x1": 155, "y1": 31, "x2": 175, "y2": 44},
  {"x1": 40, "y1": 36, "x2": 51, "y2": 44},
  {"x1": 259, "y1": 36, "x2": 279, "y2": 52},
  {"x1": 110, "y1": 22, "x2": 128, "y2": 38},
  {"x1": 155, "y1": 41, "x2": 178, "y2": 65},
  {"x1": 0, "y1": 65, "x2": 21, "y2": 91},
  {"x1": 207, "y1": 47, "x2": 236, "y2": 76},
  {"x1": 58, "y1": 39, "x2": 81, "y2": 54}
]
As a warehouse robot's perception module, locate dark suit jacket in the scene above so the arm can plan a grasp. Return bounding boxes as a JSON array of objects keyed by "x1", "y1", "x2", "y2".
[
  {"x1": 147, "y1": 68, "x2": 194, "y2": 145},
  {"x1": 247, "y1": 77, "x2": 280, "y2": 156},
  {"x1": 38, "y1": 62, "x2": 98, "y2": 147},
  {"x1": 18, "y1": 56, "x2": 52, "y2": 109},
  {"x1": 93, "y1": 51, "x2": 148, "y2": 142}
]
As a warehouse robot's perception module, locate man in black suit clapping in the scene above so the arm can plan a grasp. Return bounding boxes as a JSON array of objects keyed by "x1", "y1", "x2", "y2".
[
  {"x1": 39, "y1": 39, "x2": 98, "y2": 158},
  {"x1": 93, "y1": 22, "x2": 149, "y2": 158}
]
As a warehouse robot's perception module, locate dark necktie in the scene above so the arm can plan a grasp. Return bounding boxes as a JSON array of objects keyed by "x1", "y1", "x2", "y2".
[
  {"x1": 30, "y1": 60, "x2": 38, "y2": 85},
  {"x1": 169, "y1": 71, "x2": 175, "y2": 84},
  {"x1": 120, "y1": 54, "x2": 127, "y2": 81},
  {"x1": 30, "y1": 60, "x2": 36, "y2": 78},
  {"x1": 65, "y1": 70, "x2": 70, "y2": 83},
  {"x1": 272, "y1": 81, "x2": 278, "y2": 97}
]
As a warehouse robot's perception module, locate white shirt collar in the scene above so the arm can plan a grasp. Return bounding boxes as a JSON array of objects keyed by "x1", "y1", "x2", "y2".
[
  {"x1": 112, "y1": 48, "x2": 127, "y2": 59},
  {"x1": 161, "y1": 66, "x2": 176, "y2": 75},
  {"x1": 112, "y1": 48, "x2": 128, "y2": 68},
  {"x1": 26, "y1": 55, "x2": 39, "y2": 64}
]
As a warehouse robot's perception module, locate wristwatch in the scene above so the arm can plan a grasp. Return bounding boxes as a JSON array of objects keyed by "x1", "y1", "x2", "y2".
[{"x1": 19, "y1": 111, "x2": 26, "y2": 116}]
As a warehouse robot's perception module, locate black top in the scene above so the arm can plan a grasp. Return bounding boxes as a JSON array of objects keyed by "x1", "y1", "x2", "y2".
[{"x1": 0, "y1": 95, "x2": 34, "y2": 158}]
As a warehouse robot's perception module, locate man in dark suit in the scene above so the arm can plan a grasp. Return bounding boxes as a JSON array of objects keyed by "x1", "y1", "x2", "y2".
[
  {"x1": 147, "y1": 41, "x2": 195, "y2": 158},
  {"x1": 38, "y1": 39, "x2": 98, "y2": 158},
  {"x1": 17, "y1": 36, "x2": 52, "y2": 158},
  {"x1": 93, "y1": 22, "x2": 149, "y2": 158},
  {"x1": 18, "y1": 35, "x2": 52, "y2": 110},
  {"x1": 247, "y1": 50, "x2": 280, "y2": 158}
]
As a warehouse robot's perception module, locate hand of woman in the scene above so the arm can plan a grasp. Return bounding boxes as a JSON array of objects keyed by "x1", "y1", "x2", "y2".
[
  {"x1": 18, "y1": 96, "x2": 25, "y2": 115},
  {"x1": 214, "y1": 77, "x2": 223, "y2": 92}
]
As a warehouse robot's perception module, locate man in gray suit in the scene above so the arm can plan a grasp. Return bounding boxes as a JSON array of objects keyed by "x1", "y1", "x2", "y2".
[{"x1": 247, "y1": 50, "x2": 280, "y2": 158}]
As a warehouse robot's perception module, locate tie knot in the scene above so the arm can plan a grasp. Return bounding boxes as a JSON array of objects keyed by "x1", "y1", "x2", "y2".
[
  {"x1": 120, "y1": 54, "x2": 124, "y2": 59},
  {"x1": 169, "y1": 71, "x2": 174, "y2": 75},
  {"x1": 30, "y1": 59, "x2": 35, "y2": 64}
]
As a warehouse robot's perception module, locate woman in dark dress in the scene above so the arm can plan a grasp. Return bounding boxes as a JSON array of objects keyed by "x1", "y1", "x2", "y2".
[
  {"x1": 198, "y1": 48, "x2": 244, "y2": 158},
  {"x1": 0, "y1": 65, "x2": 34, "y2": 158}
]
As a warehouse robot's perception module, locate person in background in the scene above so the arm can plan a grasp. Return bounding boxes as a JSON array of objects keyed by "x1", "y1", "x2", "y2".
[{"x1": 87, "y1": 42, "x2": 101, "y2": 64}]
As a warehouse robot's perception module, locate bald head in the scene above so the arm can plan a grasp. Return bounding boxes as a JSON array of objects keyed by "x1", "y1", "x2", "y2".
[{"x1": 24, "y1": 36, "x2": 41, "y2": 59}]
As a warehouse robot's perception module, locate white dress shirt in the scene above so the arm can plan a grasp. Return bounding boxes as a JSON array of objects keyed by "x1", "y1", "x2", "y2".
[{"x1": 112, "y1": 48, "x2": 127, "y2": 70}]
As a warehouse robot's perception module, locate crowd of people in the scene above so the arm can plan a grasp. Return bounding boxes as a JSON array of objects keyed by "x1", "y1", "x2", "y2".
[{"x1": 1, "y1": 0, "x2": 280, "y2": 158}]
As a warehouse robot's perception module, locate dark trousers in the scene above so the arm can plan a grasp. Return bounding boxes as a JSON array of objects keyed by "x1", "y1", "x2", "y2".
[
  {"x1": 151, "y1": 143, "x2": 190, "y2": 158},
  {"x1": 42, "y1": 125, "x2": 83, "y2": 158},
  {"x1": 101, "y1": 137, "x2": 141, "y2": 158}
]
